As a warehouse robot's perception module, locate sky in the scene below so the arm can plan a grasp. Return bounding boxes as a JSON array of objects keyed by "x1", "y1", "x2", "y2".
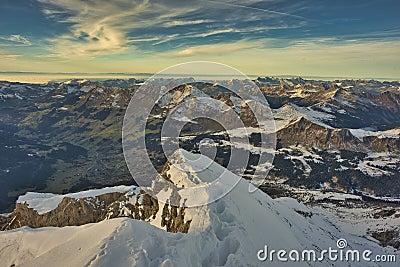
[{"x1": 0, "y1": 0, "x2": 399, "y2": 79}]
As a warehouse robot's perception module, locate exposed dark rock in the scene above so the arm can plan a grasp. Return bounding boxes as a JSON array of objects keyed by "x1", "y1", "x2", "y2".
[
  {"x1": 372, "y1": 230, "x2": 400, "y2": 249},
  {"x1": 295, "y1": 209, "x2": 313, "y2": 218},
  {"x1": 0, "y1": 215, "x2": 7, "y2": 230},
  {"x1": 373, "y1": 209, "x2": 397, "y2": 219},
  {"x1": 161, "y1": 201, "x2": 191, "y2": 233}
]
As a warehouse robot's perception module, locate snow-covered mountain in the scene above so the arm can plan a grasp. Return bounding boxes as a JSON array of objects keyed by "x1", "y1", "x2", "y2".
[
  {"x1": 1, "y1": 151, "x2": 399, "y2": 266},
  {"x1": 1, "y1": 77, "x2": 399, "y2": 214}
]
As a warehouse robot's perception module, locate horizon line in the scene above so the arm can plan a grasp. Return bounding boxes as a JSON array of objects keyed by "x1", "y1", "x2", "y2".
[{"x1": 0, "y1": 71, "x2": 399, "y2": 82}]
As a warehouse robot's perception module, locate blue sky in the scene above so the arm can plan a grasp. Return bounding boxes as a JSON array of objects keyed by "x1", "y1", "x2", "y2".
[{"x1": 0, "y1": 0, "x2": 399, "y2": 78}]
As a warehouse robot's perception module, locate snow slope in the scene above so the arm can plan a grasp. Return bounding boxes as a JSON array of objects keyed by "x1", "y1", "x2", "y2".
[
  {"x1": 273, "y1": 103, "x2": 334, "y2": 130},
  {"x1": 350, "y1": 128, "x2": 400, "y2": 140},
  {"x1": 1, "y1": 151, "x2": 398, "y2": 266}
]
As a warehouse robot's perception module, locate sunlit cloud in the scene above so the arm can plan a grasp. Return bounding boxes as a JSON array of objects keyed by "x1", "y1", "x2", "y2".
[
  {"x1": 37, "y1": 0, "x2": 152, "y2": 57},
  {"x1": 162, "y1": 19, "x2": 215, "y2": 27},
  {"x1": 127, "y1": 36, "x2": 162, "y2": 43}
]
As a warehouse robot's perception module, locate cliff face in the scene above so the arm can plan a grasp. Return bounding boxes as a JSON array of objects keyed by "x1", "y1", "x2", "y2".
[
  {"x1": 363, "y1": 136, "x2": 400, "y2": 153},
  {"x1": 1, "y1": 189, "x2": 191, "y2": 233},
  {"x1": 2, "y1": 192, "x2": 127, "y2": 231},
  {"x1": 161, "y1": 202, "x2": 191, "y2": 233},
  {"x1": 277, "y1": 117, "x2": 362, "y2": 150},
  {"x1": 277, "y1": 117, "x2": 399, "y2": 153}
]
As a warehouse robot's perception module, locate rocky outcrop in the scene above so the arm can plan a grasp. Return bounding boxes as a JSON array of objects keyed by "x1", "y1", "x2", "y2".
[
  {"x1": 1, "y1": 185, "x2": 192, "y2": 234},
  {"x1": 161, "y1": 201, "x2": 191, "y2": 233},
  {"x1": 0, "y1": 215, "x2": 7, "y2": 229},
  {"x1": 277, "y1": 117, "x2": 362, "y2": 150},
  {"x1": 363, "y1": 136, "x2": 400, "y2": 153},
  {"x1": 1, "y1": 192, "x2": 127, "y2": 231},
  {"x1": 371, "y1": 229, "x2": 400, "y2": 249},
  {"x1": 277, "y1": 117, "x2": 400, "y2": 153},
  {"x1": 106, "y1": 190, "x2": 159, "y2": 221}
]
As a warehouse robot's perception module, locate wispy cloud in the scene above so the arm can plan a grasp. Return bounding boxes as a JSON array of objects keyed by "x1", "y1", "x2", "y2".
[
  {"x1": 0, "y1": 50, "x2": 21, "y2": 60},
  {"x1": 37, "y1": 0, "x2": 153, "y2": 57},
  {"x1": 163, "y1": 19, "x2": 215, "y2": 28},
  {"x1": 0, "y1": 35, "x2": 32, "y2": 46},
  {"x1": 164, "y1": 40, "x2": 263, "y2": 57},
  {"x1": 205, "y1": 0, "x2": 307, "y2": 20},
  {"x1": 36, "y1": 0, "x2": 306, "y2": 58}
]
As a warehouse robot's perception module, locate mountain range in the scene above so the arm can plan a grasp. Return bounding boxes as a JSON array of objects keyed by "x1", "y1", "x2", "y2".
[
  {"x1": 0, "y1": 77, "x2": 399, "y2": 266},
  {"x1": 1, "y1": 77, "x2": 399, "y2": 212}
]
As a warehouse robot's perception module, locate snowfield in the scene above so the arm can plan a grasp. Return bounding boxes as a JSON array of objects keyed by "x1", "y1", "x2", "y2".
[
  {"x1": 1, "y1": 151, "x2": 399, "y2": 266},
  {"x1": 273, "y1": 103, "x2": 335, "y2": 130},
  {"x1": 350, "y1": 128, "x2": 400, "y2": 140}
]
